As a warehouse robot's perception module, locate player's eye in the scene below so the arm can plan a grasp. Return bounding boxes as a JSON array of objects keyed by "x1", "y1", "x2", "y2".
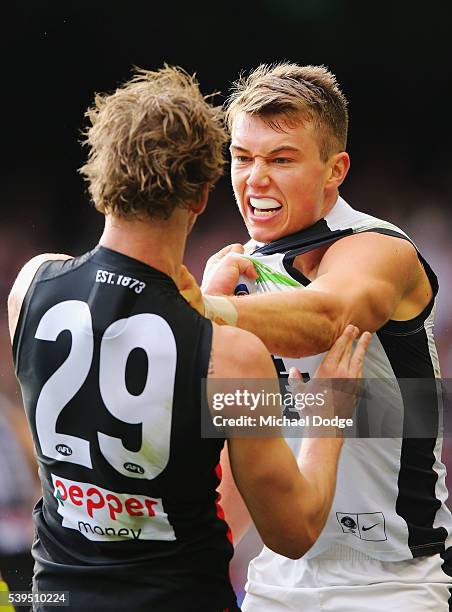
[
  {"x1": 272, "y1": 157, "x2": 292, "y2": 164},
  {"x1": 233, "y1": 155, "x2": 252, "y2": 163}
]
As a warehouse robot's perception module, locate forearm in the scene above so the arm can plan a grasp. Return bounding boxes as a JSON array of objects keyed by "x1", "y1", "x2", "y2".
[
  {"x1": 230, "y1": 436, "x2": 343, "y2": 558},
  {"x1": 297, "y1": 435, "x2": 343, "y2": 540},
  {"x1": 218, "y1": 446, "x2": 252, "y2": 546},
  {"x1": 230, "y1": 290, "x2": 344, "y2": 357}
]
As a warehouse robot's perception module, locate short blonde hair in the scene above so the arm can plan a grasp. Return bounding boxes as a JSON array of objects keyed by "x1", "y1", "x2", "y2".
[
  {"x1": 80, "y1": 66, "x2": 227, "y2": 220},
  {"x1": 225, "y1": 63, "x2": 348, "y2": 161}
]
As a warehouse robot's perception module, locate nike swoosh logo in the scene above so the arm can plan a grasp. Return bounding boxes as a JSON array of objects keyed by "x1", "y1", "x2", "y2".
[{"x1": 362, "y1": 523, "x2": 379, "y2": 531}]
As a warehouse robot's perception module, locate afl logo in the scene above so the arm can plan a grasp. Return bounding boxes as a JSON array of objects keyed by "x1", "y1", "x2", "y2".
[
  {"x1": 124, "y1": 462, "x2": 144, "y2": 475},
  {"x1": 56, "y1": 444, "x2": 72, "y2": 456}
]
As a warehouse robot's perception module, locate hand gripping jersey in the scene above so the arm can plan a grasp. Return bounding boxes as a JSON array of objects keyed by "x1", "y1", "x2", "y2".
[
  {"x1": 13, "y1": 246, "x2": 237, "y2": 612},
  {"x1": 227, "y1": 197, "x2": 451, "y2": 563}
]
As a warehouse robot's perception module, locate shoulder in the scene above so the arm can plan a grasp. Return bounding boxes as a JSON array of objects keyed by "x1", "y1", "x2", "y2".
[
  {"x1": 321, "y1": 231, "x2": 419, "y2": 269},
  {"x1": 8, "y1": 253, "x2": 72, "y2": 341},
  {"x1": 210, "y1": 323, "x2": 276, "y2": 379},
  {"x1": 10, "y1": 252, "x2": 73, "y2": 299}
]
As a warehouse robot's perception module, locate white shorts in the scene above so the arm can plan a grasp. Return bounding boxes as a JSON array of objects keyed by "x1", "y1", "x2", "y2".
[{"x1": 242, "y1": 544, "x2": 451, "y2": 612}]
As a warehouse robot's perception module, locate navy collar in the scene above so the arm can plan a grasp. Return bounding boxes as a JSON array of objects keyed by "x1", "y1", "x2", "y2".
[{"x1": 252, "y1": 219, "x2": 353, "y2": 258}]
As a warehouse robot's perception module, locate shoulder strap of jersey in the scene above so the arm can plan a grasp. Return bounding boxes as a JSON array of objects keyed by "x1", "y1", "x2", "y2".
[
  {"x1": 251, "y1": 197, "x2": 438, "y2": 300},
  {"x1": 252, "y1": 219, "x2": 353, "y2": 258}
]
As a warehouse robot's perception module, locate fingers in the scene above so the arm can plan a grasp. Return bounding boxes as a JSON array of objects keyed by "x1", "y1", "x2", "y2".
[
  {"x1": 228, "y1": 254, "x2": 258, "y2": 280},
  {"x1": 213, "y1": 243, "x2": 244, "y2": 261},
  {"x1": 177, "y1": 265, "x2": 197, "y2": 291},
  {"x1": 220, "y1": 252, "x2": 258, "y2": 280},
  {"x1": 176, "y1": 265, "x2": 189, "y2": 290},
  {"x1": 321, "y1": 324, "x2": 359, "y2": 371},
  {"x1": 229, "y1": 244, "x2": 245, "y2": 254},
  {"x1": 287, "y1": 366, "x2": 304, "y2": 395},
  {"x1": 349, "y1": 331, "x2": 372, "y2": 378},
  {"x1": 202, "y1": 252, "x2": 257, "y2": 296},
  {"x1": 177, "y1": 265, "x2": 205, "y2": 315},
  {"x1": 288, "y1": 367, "x2": 303, "y2": 380}
]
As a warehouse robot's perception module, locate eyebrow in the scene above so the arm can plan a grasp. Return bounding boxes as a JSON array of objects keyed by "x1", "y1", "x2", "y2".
[{"x1": 230, "y1": 144, "x2": 300, "y2": 155}]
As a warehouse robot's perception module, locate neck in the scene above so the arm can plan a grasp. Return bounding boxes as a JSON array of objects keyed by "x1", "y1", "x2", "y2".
[
  {"x1": 99, "y1": 211, "x2": 190, "y2": 283},
  {"x1": 320, "y1": 189, "x2": 340, "y2": 219},
  {"x1": 291, "y1": 192, "x2": 340, "y2": 279}
]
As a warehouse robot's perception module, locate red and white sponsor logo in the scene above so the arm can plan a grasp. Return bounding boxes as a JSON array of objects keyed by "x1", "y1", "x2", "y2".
[{"x1": 51, "y1": 474, "x2": 175, "y2": 542}]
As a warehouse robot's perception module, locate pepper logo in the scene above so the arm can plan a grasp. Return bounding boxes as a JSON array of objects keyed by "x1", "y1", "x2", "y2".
[{"x1": 51, "y1": 474, "x2": 175, "y2": 542}]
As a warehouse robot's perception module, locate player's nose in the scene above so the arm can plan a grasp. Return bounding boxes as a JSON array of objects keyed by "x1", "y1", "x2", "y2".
[{"x1": 246, "y1": 160, "x2": 270, "y2": 189}]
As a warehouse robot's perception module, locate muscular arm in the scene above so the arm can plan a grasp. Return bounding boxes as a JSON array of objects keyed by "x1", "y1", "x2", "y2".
[
  {"x1": 224, "y1": 233, "x2": 429, "y2": 357},
  {"x1": 210, "y1": 324, "x2": 367, "y2": 558}
]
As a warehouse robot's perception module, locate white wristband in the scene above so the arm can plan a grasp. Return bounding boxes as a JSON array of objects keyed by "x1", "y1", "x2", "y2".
[{"x1": 203, "y1": 295, "x2": 238, "y2": 326}]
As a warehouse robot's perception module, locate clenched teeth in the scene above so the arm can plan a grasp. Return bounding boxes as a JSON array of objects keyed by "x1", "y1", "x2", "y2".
[
  {"x1": 253, "y1": 208, "x2": 280, "y2": 216},
  {"x1": 249, "y1": 197, "x2": 282, "y2": 211}
]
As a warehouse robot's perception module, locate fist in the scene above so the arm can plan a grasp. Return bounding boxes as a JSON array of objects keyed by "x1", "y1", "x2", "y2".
[{"x1": 202, "y1": 247, "x2": 258, "y2": 296}]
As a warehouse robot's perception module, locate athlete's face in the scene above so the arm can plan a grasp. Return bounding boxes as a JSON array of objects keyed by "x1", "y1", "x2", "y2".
[{"x1": 230, "y1": 112, "x2": 348, "y2": 243}]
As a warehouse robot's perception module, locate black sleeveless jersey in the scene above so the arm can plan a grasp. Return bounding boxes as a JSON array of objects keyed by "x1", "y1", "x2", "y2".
[{"x1": 13, "y1": 246, "x2": 237, "y2": 612}]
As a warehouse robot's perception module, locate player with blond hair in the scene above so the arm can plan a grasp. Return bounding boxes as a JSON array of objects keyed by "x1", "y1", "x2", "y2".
[{"x1": 200, "y1": 62, "x2": 452, "y2": 611}]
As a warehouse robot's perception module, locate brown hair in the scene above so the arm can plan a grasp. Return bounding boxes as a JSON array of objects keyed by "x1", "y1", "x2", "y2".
[
  {"x1": 225, "y1": 63, "x2": 348, "y2": 161},
  {"x1": 79, "y1": 66, "x2": 227, "y2": 220}
]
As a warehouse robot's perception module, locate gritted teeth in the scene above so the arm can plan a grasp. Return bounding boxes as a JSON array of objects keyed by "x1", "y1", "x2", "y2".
[{"x1": 249, "y1": 197, "x2": 282, "y2": 211}]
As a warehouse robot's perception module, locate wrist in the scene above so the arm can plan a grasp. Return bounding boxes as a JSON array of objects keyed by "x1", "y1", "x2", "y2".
[
  {"x1": 303, "y1": 425, "x2": 345, "y2": 440},
  {"x1": 202, "y1": 295, "x2": 238, "y2": 326}
]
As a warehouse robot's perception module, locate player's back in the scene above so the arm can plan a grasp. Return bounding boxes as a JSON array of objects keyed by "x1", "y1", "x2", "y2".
[{"x1": 12, "y1": 246, "x2": 236, "y2": 611}]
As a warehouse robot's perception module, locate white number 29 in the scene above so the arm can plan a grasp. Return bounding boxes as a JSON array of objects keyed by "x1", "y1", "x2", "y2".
[{"x1": 34, "y1": 300, "x2": 177, "y2": 479}]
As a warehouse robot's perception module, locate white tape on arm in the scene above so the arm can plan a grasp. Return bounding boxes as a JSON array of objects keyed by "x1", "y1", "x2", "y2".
[{"x1": 203, "y1": 295, "x2": 238, "y2": 326}]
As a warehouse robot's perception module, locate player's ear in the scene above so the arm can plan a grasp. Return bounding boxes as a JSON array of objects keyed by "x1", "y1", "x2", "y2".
[
  {"x1": 189, "y1": 184, "x2": 209, "y2": 215},
  {"x1": 327, "y1": 152, "x2": 350, "y2": 188}
]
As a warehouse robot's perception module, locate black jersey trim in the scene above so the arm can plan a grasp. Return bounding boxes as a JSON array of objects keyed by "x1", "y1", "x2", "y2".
[
  {"x1": 252, "y1": 220, "x2": 353, "y2": 258},
  {"x1": 281, "y1": 254, "x2": 311, "y2": 287},
  {"x1": 441, "y1": 546, "x2": 452, "y2": 578},
  {"x1": 377, "y1": 326, "x2": 447, "y2": 558},
  {"x1": 378, "y1": 303, "x2": 435, "y2": 336},
  {"x1": 358, "y1": 228, "x2": 439, "y2": 300},
  {"x1": 358, "y1": 228, "x2": 439, "y2": 335},
  {"x1": 252, "y1": 219, "x2": 331, "y2": 255}
]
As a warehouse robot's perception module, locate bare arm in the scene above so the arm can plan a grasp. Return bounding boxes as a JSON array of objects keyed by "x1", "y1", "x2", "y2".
[
  {"x1": 8, "y1": 253, "x2": 72, "y2": 341},
  {"x1": 211, "y1": 323, "x2": 370, "y2": 558},
  {"x1": 217, "y1": 444, "x2": 252, "y2": 546},
  {"x1": 206, "y1": 233, "x2": 429, "y2": 357},
  {"x1": 231, "y1": 287, "x2": 341, "y2": 357}
]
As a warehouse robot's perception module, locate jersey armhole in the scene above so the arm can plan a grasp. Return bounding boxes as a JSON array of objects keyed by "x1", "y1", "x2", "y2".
[
  {"x1": 282, "y1": 254, "x2": 311, "y2": 287},
  {"x1": 12, "y1": 255, "x2": 71, "y2": 373},
  {"x1": 12, "y1": 261, "x2": 48, "y2": 372},
  {"x1": 359, "y1": 229, "x2": 439, "y2": 334}
]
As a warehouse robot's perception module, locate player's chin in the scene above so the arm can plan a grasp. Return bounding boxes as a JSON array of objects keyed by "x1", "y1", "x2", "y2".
[{"x1": 246, "y1": 224, "x2": 284, "y2": 244}]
